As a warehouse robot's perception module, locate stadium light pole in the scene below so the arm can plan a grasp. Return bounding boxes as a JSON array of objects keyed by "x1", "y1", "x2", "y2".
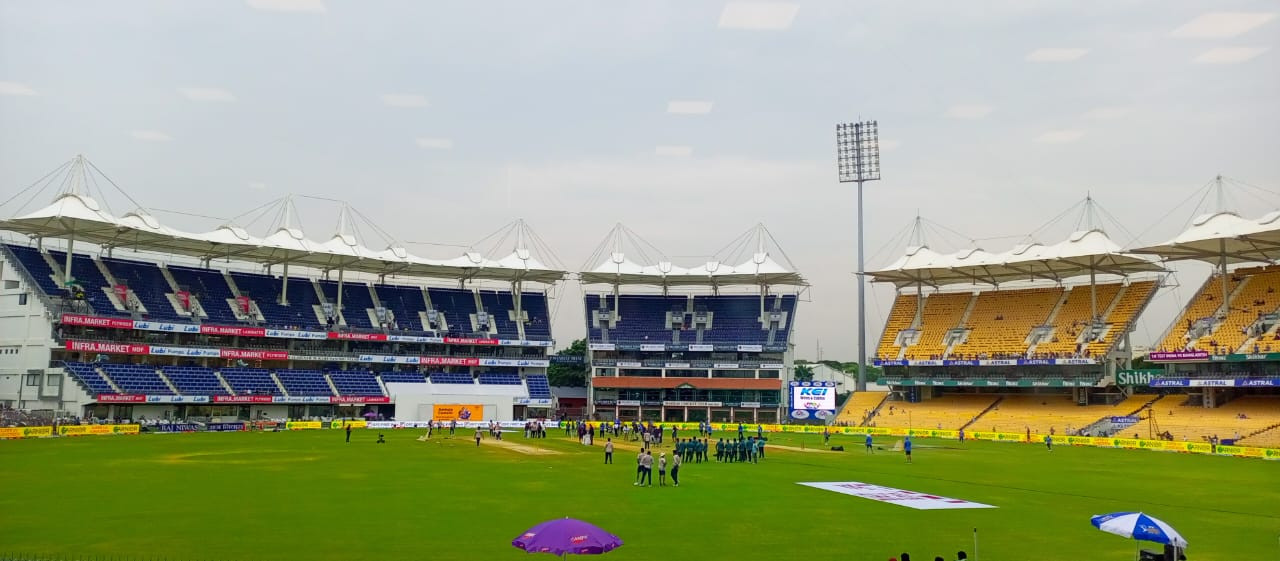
[{"x1": 836, "y1": 121, "x2": 881, "y2": 392}]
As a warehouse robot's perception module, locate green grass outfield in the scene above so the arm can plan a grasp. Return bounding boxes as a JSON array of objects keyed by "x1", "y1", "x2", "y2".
[{"x1": 1, "y1": 429, "x2": 1276, "y2": 561}]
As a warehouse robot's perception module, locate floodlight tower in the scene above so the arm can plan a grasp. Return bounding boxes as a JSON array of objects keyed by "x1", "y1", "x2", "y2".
[{"x1": 836, "y1": 121, "x2": 881, "y2": 392}]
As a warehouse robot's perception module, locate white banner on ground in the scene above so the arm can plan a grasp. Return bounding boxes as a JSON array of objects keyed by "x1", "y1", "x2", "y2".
[{"x1": 796, "y1": 482, "x2": 996, "y2": 510}]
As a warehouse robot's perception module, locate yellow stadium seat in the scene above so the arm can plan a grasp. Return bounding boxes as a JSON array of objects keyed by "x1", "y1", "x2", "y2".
[
  {"x1": 871, "y1": 395, "x2": 999, "y2": 430},
  {"x1": 833, "y1": 391, "x2": 889, "y2": 426},
  {"x1": 977, "y1": 394, "x2": 1158, "y2": 435}
]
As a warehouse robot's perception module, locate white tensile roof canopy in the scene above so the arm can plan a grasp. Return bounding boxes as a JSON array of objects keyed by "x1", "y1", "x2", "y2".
[
  {"x1": 578, "y1": 223, "x2": 805, "y2": 287},
  {"x1": 871, "y1": 228, "x2": 1163, "y2": 288},
  {"x1": 0, "y1": 157, "x2": 567, "y2": 284},
  {"x1": 1130, "y1": 210, "x2": 1280, "y2": 265}
]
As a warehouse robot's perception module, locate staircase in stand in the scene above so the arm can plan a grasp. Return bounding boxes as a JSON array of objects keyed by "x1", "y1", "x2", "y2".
[
  {"x1": 961, "y1": 396, "x2": 1004, "y2": 431},
  {"x1": 214, "y1": 371, "x2": 236, "y2": 395},
  {"x1": 95, "y1": 366, "x2": 124, "y2": 394},
  {"x1": 156, "y1": 369, "x2": 180, "y2": 395}
]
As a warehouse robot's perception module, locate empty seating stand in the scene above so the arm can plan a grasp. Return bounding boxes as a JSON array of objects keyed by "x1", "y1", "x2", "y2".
[
  {"x1": 478, "y1": 373, "x2": 522, "y2": 385},
  {"x1": 373, "y1": 284, "x2": 429, "y2": 331},
  {"x1": 229, "y1": 272, "x2": 320, "y2": 329},
  {"x1": 161, "y1": 366, "x2": 228, "y2": 395},
  {"x1": 275, "y1": 369, "x2": 333, "y2": 396},
  {"x1": 429, "y1": 372, "x2": 474, "y2": 384},
  {"x1": 328, "y1": 370, "x2": 383, "y2": 396},
  {"x1": 10, "y1": 245, "x2": 552, "y2": 338},
  {"x1": 167, "y1": 265, "x2": 240, "y2": 324},
  {"x1": 317, "y1": 280, "x2": 375, "y2": 329},
  {"x1": 219, "y1": 368, "x2": 280, "y2": 395},
  {"x1": 479, "y1": 291, "x2": 519, "y2": 338},
  {"x1": 696, "y1": 295, "x2": 768, "y2": 343},
  {"x1": 522, "y1": 292, "x2": 552, "y2": 339},
  {"x1": 101, "y1": 257, "x2": 184, "y2": 321},
  {"x1": 62, "y1": 361, "x2": 116, "y2": 395},
  {"x1": 379, "y1": 372, "x2": 427, "y2": 384},
  {"x1": 100, "y1": 364, "x2": 173, "y2": 395},
  {"x1": 427, "y1": 288, "x2": 479, "y2": 335},
  {"x1": 5, "y1": 244, "x2": 64, "y2": 297},
  {"x1": 49, "y1": 250, "x2": 119, "y2": 316},
  {"x1": 525, "y1": 374, "x2": 552, "y2": 399}
]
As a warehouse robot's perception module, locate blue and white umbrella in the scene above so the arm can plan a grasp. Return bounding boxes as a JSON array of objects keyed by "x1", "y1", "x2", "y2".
[{"x1": 1091, "y1": 512, "x2": 1188, "y2": 549}]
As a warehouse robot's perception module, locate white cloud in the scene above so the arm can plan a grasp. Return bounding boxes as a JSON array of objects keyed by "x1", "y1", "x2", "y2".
[
  {"x1": 380, "y1": 93, "x2": 430, "y2": 108},
  {"x1": 879, "y1": 139, "x2": 902, "y2": 152},
  {"x1": 655, "y1": 145, "x2": 693, "y2": 157},
  {"x1": 946, "y1": 104, "x2": 993, "y2": 119},
  {"x1": 416, "y1": 137, "x2": 453, "y2": 149},
  {"x1": 245, "y1": 0, "x2": 326, "y2": 13},
  {"x1": 249, "y1": 181, "x2": 267, "y2": 190},
  {"x1": 718, "y1": 2, "x2": 799, "y2": 30},
  {"x1": 1081, "y1": 107, "x2": 1131, "y2": 120},
  {"x1": 1171, "y1": 12, "x2": 1275, "y2": 39},
  {"x1": 667, "y1": 100, "x2": 714, "y2": 115},
  {"x1": 178, "y1": 87, "x2": 237, "y2": 102},
  {"x1": 0, "y1": 81, "x2": 37, "y2": 96},
  {"x1": 1034, "y1": 130, "x2": 1086, "y2": 144},
  {"x1": 130, "y1": 130, "x2": 173, "y2": 142},
  {"x1": 1193, "y1": 47, "x2": 1268, "y2": 64},
  {"x1": 1024, "y1": 48, "x2": 1089, "y2": 62}
]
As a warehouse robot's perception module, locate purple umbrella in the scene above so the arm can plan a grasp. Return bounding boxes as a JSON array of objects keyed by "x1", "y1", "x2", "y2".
[
  {"x1": 511, "y1": 518, "x2": 623, "y2": 557},
  {"x1": 363, "y1": 411, "x2": 378, "y2": 419}
]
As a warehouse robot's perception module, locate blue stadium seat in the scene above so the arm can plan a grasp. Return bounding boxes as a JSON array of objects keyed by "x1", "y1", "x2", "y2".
[
  {"x1": 100, "y1": 363, "x2": 173, "y2": 395},
  {"x1": 167, "y1": 265, "x2": 240, "y2": 324},
  {"x1": 429, "y1": 372, "x2": 474, "y2": 384},
  {"x1": 427, "y1": 287, "x2": 479, "y2": 335},
  {"x1": 373, "y1": 283, "x2": 429, "y2": 330},
  {"x1": 219, "y1": 368, "x2": 280, "y2": 395},
  {"x1": 5, "y1": 244, "x2": 64, "y2": 297},
  {"x1": 101, "y1": 257, "x2": 183, "y2": 321},
  {"x1": 161, "y1": 366, "x2": 228, "y2": 395},
  {"x1": 328, "y1": 370, "x2": 383, "y2": 396},
  {"x1": 62, "y1": 361, "x2": 115, "y2": 395},
  {"x1": 379, "y1": 372, "x2": 427, "y2": 384},
  {"x1": 274, "y1": 369, "x2": 333, "y2": 396},
  {"x1": 525, "y1": 374, "x2": 552, "y2": 399}
]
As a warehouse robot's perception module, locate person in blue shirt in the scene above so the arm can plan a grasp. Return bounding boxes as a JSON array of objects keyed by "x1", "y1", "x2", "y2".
[
  {"x1": 755, "y1": 437, "x2": 765, "y2": 460},
  {"x1": 904, "y1": 436, "x2": 913, "y2": 464},
  {"x1": 1045, "y1": 434, "x2": 1053, "y2": 452},
  {"x1": 757, "y1": 424, "x2": 763, "y2": 439},
  {"x1": 865, "y1": 433, "x2": 874, "y2": 453},
  {"x1": 715, "y1": 438, "x2": 724, "y2": 462},
  {"x1": 738, "y1": 423, "x2": 745, "y2": 440}
]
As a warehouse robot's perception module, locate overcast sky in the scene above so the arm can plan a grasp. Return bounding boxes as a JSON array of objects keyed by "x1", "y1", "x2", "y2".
[{"x1": 2, "y1": 1, "x2": 1277, "y2": 359}]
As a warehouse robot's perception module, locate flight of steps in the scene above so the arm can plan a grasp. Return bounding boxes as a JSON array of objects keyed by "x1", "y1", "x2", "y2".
[
  {"x1": 324, "y1": 374, "x2": 341, "y2": 397},
  {"x1": 270, "y1": 372, "x2": 290, "y2": 396},
  {"x1": 156, "y1": 369, "x2": 181, "y2": 395},
  {"x1": 214, "y1": 371, "x2": 236, "y2": 395},
  {"x1": 94, "y1": 366, "x2": 125, "y2": 394},
  {"x1": 941, "y1": 293, "x2": 980, "y2": 357},
  {"x1": 961, "y1": 396, "x2": 1004, "y2": 430}
]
